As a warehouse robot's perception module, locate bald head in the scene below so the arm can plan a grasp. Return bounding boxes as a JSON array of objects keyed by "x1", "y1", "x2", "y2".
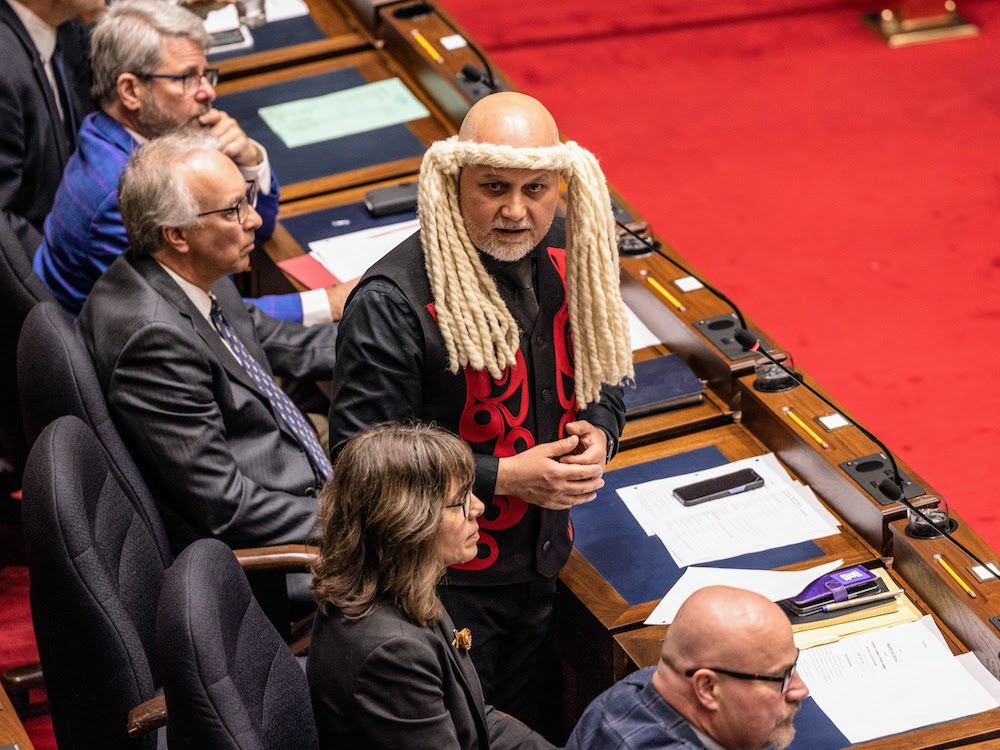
[
  {"x1": 459, "y1": 92, "x2": 559, "y2": 148},
  {"x1": 663, "y1": 586, "x2": 792, "y2": 670}
]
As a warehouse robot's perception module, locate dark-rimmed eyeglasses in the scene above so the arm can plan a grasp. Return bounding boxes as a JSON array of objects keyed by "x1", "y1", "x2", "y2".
[
  {"x1": 134, "y1": 68, "x2": 220, "y2": 95},
  {"x1": 685, "y1": 651, "x2": 800, "y2": 694},
  {"x1": 445, "y1": 491, "x2": 472, "y2": 519},
  {"x1": 197, "y1": 181, "x2": 258, "y2": 224}
]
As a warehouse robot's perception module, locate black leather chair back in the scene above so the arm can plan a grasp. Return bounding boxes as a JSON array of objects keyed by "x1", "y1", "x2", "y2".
[
  {"x1": 17, "y1": 301, "x2": 172, "y2": 561},
  {"x1": 157, "y1": 538, "x2": 319, "y2": 750},
  {"x1": 22, "y1": 415, "x2": 167, "y2": 749},
  {"x1": 0, "y1": 214, "x2": 50, "y2": 476}
]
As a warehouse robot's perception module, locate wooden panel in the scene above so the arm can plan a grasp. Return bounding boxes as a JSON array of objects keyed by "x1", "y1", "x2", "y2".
[
  {"x1": 740, "y1": 371, "x2": 941, "y2": 553},
  {"x1": 890, "y1": 513, "x2": 1000, "y2": 678},
  {"x1": 377, "y1": 0, "x2": 520, "y2": 129},
  {"x1": 0, "y1": 683, "x2": 34, "y2": 749}
]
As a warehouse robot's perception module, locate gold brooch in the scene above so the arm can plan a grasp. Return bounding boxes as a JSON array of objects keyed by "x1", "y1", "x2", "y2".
[{"x1": 452, "y1": 627, "x2": 473, "y2": 651}]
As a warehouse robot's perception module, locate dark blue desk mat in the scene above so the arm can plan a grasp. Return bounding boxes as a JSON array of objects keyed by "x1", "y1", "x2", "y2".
[
  {"x1": 209, "y1": 15, "x2": 325, "y2": 62},
  {"x1": 216, "y1": 68, "x2": 428, "y2": 186},
  {"x1": 790, "y1": 697, "x2": 849, "y2": 750},
  {"x1": 571, "y1": 446, "x2": 824, "y2": 606},
  {"x1": 281, "y1": 198, "x2": 417, "y2": 248}
]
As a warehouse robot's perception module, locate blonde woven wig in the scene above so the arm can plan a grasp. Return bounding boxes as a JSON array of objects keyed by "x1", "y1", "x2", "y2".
[{"x1": 417, "y1": 136, "x2": 633, "y2": 408}]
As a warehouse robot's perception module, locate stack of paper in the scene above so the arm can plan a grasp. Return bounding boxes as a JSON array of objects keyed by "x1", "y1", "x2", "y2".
[
  {"x1": 798, "y1": 617, "x2": 1000, "y2": 743},
  {"x1": 619, "y1": 453, "x2": 841, "y2": 568},
  {"x1": 307, "y1": 219, "x2": 419, "y2": 282}
]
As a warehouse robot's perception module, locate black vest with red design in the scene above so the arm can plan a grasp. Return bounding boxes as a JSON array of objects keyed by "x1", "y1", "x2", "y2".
[{"x1": 367, "y1": 218, "x2": 576, "y2": 584}]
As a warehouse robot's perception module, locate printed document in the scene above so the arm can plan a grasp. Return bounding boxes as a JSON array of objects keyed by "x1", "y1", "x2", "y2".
[
  {"x1": 798, "y1": 616, "x2": 1000, "y2": 743},
  {"x1": 618, "y1": 453, "x2": 840, "y2": 568}
]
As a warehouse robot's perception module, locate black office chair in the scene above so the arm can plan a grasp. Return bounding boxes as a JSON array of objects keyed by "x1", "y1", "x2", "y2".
[
  {"x1": 12, "y1": 303, "x2": 316, "y2": 726},
  {"x1": 22, "y1": 415, "x2": 168, "y2": 750},
  {"x1": 18, "y1": 300, "x2": 171, "y2": 547},
  {"x1": 0, "y1": 213, "x2": 49, "y2": 481},
  {"x1": 157, "y1": 538, "x2": 319, "y2": 750}
]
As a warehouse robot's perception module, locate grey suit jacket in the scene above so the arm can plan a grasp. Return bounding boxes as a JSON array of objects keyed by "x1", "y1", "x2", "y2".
[
  {"x1": 307, "y1": 600, "x2": 555, "y2": 750},
  {"x1": 79, "y1": 251, "x2": 336, "y2": 553}
]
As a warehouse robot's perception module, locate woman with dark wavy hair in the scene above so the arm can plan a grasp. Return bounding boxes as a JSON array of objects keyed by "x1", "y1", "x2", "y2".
[{"x1": 308, "y1": 422, "x2": 554, "y2": 750}]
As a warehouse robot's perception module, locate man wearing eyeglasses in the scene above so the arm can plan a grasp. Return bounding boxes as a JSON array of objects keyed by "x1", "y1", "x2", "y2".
[
  {"x1": 34, "y1": 0, "x2": 352, "y2": 324},
  {"x1": 79, "y1": 130, "x2": 335, "y2": 555},
  {"x1": 566, "y1": 586, "x2": 809, "y2": 750}
]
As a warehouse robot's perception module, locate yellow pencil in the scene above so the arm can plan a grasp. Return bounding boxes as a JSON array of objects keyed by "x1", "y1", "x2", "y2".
[
  {"x1": 640, "y1": 271, "x2": 685, "y2": 311},
  {"x1": 411, "y1": 29, "x2": 444, "y2": 63},
  {"x1": 782, "y1": 406, "x2": 829, "y2": 449},
  {"x1": 935, "y1": 554, "x2": 977, "y2": 598}
]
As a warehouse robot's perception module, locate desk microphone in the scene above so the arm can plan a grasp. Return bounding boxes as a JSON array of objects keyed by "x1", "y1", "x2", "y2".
[
  {"x1": 734, "y1": 328, "x2": 997, "y2": 580},
  {"x1": 459, "y1": 63, "x2": 497, "y2": 91},
  {"x1": 427, "y1": 4, "x2": 504, "y2": 100}
]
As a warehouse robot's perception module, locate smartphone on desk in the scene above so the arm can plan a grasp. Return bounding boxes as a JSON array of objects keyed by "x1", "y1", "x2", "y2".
[{"x1": 672, "y1": 468, "x2": 764, "y2": 507}]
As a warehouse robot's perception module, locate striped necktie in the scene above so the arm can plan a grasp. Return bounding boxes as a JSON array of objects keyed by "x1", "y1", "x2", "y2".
[{"x1": 209, "y1": 296, "x2": 332, "y2": 481}]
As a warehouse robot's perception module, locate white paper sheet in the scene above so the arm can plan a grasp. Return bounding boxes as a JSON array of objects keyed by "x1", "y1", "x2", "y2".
[
  {"x1": 797, "y1": 617, "x2": 1000, "y2": 743},
  {"x1": 644, "y1": 559, "x2": 843, "y2": 625},
  {"x1": 625, "y1": 304, "x2": 660, "y2": 350},
  {"x1": 618, "y1": 454, "x2": 840, "y2": 568},
  {"x1": 307, "y1": 219, "x2": 419, "y2": 281}
]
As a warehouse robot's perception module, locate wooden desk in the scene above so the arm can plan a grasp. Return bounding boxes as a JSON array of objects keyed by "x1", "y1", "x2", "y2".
[
  {"x1": 214, "y1": 0, "x2": 372, "y2": 79},
  {"x1": 555, "y1": 422, "x2": 878, "y2": 734},
  {"x1": 377, "y1": 0, "x2": 519, "y2": 129},
  {"x1": 215, "y1": 49, "x2": 455, "y2": 202},
  {"x1": 0, "y1": 683, "x2": 33, "y2": 749},
  {"x1": 739, "y1": 371, "x2": 940, "y2": 554},
  {"x1": 890, "y1": 512, "x2": 1000, "y2": 677},
  {"x1": 613, "y1": 569, "x2": 1000, "y2": 750}
]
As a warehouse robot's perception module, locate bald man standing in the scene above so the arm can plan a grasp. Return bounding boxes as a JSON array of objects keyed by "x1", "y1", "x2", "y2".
[
  {"x1": 327, "y1": 92, "x2": 632, "y2": 729},
  {"x1": 567, "y1": 586, "x2": 810, "y2": 750}
]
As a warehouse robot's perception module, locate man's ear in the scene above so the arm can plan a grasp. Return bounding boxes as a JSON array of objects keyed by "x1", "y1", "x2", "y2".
[
  {"x1": 162, "y1": 225, "x2": 189, "y2": 254},
  {"x1": 691, "y1": 670, "x2": 721, "y2": 711},
  {"x1": 117, "y1": 73, "x2": 143, "y2": 112}
]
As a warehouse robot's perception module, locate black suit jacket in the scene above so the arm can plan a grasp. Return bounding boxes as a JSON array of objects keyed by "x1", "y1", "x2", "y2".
[
  {"x1": 0, "y1": 0, "x2": 92, "y2": 249},
  {"x1": 79, "y1": 251, "x2": 337, "y2": 553},
  {"x1": 307, "y1": 599, "x2": 555, "y2": 750}
]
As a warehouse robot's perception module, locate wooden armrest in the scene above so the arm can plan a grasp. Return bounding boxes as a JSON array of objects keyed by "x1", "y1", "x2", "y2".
[
  {"x1": 233, "y1": 544, "x2": 319, "y2": 572},
  {"x1": 126, "y1": 694, "x2": 166, "y2": 737},
  {"x1": 1, "y1": 662, "x2": 44, "y2": 694}
]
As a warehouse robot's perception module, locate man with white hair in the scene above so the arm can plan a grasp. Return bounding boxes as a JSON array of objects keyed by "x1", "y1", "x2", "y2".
[
  {"x1": 567, "y1": 586, "x2": 810, "y2": 750},
  {"x1": 327, "y1": 91, "x2": 632, "y2": 728}
]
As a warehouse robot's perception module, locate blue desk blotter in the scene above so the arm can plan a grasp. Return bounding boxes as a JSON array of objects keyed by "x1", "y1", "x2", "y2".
[
  {"x1": 281, "y1": 199, "x2": 417, "y2": 248},
  {"x1": 209, "y1": 15, "x2": 325, "y2": 62},
  {"x1": 571, "y1": 446, "x2": 824, "y2": 606},
  {"x1": 216, "y1": 67, "x2": 427, "y2": 186}
]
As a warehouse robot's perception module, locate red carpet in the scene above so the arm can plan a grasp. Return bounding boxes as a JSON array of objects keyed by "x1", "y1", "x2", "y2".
[{"x1": 439, "y1": 0, "x2": 1000, "y2": 548}]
